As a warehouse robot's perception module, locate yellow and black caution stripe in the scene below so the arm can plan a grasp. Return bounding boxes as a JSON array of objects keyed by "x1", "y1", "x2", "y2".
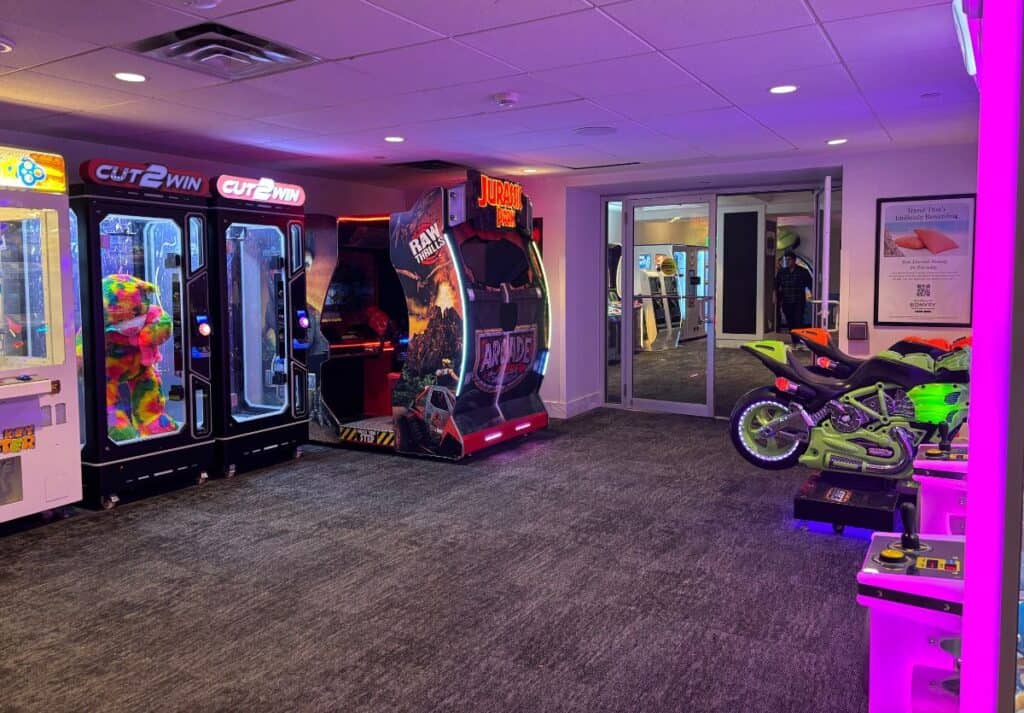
[{"x1": 338, "y1": 426, "x2": 395, "y2": 448}]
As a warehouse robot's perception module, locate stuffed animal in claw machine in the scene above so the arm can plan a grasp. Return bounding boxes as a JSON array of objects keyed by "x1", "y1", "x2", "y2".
[{"x1": 102, "y1": 274, "x2": 178, "y2": 441}]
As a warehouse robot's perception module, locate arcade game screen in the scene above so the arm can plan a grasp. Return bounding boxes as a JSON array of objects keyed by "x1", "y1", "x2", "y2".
[
  {"x1": 98, "y1": 214, "x2": 186, "y2": 444},
  {"x1": 224, "y1": 222, "x2": 288, "y2": 423},
  {"x1": 0, "y1": 209, "x2": 60, "y2": 366},
  {"x1": 320, "y1": 251, "x2": 378, "y2": 341}
]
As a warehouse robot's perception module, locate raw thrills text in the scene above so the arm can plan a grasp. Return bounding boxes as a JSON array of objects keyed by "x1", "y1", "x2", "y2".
[
  {"x1": 477, "y1": 174, "x2": 523, "y2": 229},
  {"x1": 411, "y1": 222, "x2": 446, "y2": 265}
]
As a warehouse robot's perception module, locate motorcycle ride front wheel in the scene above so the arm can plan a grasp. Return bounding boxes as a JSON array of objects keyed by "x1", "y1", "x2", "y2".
[{"x1": 729, "y1": 388, "x2": 807, "y2": 470}]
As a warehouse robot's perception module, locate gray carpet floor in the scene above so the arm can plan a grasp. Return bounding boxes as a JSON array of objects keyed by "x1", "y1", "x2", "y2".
[
  {"x1": 606, "y1": 343, "x2": 783, "y2": 417},
  {"x1": 0, "y1": 410, "x2": 869, "y2": 713}
]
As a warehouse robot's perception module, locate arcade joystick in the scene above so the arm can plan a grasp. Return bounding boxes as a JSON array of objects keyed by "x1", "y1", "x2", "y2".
[{"x1": 901, "y1": 502, "x2": 921, "y2": 552}]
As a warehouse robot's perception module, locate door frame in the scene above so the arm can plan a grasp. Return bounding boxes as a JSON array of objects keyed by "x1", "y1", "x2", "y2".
[{"x1": 612, "y1": 192, "x2": 717, "y2": 417}]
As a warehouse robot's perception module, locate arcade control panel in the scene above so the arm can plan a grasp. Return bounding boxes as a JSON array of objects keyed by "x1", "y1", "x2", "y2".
[{"x1": 858, "y1": 505, "x2": 964, "y2": 614}]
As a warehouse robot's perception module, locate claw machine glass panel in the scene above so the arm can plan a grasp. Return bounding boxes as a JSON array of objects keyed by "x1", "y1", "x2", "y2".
[
  {"x1": 98, "y1": 214, "x2": 186, "y2": 443},
  {"x1": 224, "y1": 222, "x2": 288, "y2": 422},
  {"x1": 0, "y1": 146, "x2": 81, "y2": 522},
  {"x1": 71, "y1": 159, "x2": 215, "y2": 507},
  {"x1": 210, "y1": 174, "x2": 307, "y2": 476}
]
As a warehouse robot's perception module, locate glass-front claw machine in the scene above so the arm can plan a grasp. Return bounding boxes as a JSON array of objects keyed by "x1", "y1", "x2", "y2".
[
  {"x1": 0, "y1": 146, "x2": 81, "y2": 522},
  {"x1": 209, "y1": 175, "x2": 309, "y2": 476},
  {"x1": 71, "y1": 159, "x2": 215, "y2": 508}
]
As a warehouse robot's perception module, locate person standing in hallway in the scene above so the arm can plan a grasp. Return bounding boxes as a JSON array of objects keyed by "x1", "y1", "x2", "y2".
[{"x1": 775, "y1": 250, "x2": 813, "y2": 343}]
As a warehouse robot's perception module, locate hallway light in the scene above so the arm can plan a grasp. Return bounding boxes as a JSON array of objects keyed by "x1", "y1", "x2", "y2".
[
  {"x1": 827, "y1": 138, "x2": 848, "y2": 146},
  {"x1": 769, "y1": 85, "x2": 798, "y2": 95}
]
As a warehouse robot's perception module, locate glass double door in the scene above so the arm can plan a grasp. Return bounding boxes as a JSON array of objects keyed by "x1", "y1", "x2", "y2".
[{"x1": 606, "y1": 195, "x2": 716, "y2": 416}]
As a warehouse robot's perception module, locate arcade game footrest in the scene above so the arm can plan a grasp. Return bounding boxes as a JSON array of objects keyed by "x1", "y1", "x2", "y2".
[{"x1": 794, "y1": 470, "x2": 912, "y2": 532}]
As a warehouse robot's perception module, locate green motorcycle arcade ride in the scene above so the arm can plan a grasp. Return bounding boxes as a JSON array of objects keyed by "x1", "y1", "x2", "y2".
[{"x1": 730, "y1": 340, "x2": 970, "y2": 479}]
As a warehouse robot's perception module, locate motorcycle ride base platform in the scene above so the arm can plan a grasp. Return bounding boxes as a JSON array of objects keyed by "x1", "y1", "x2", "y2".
[{"x1": 793, "y1": 470, "x2": 914, "y2": 533}]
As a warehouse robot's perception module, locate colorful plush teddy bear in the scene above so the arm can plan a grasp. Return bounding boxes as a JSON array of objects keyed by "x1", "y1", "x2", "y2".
[{"x1": 102, "y1": 274, "x2": 178, "y2": 442}]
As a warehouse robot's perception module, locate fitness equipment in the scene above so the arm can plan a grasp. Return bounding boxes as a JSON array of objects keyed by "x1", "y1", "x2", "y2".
[
  {"x1": 857, "y1": 503, "x2": 963, "y2": 713},
  {"x1": 0, "y1": 146, "x2": 81, "y2": 522}
]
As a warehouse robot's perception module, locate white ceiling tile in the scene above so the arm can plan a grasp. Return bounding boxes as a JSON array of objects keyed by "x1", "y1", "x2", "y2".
[
  {"x1": 704, "y1": 63, "x2": 857, "y2": 108},
  {"x1": 785, "y1": 127, "x2": 892, "y2": 151},
  {"x1": 0, "y1": 70, "x2": 140, "y2": 111},
  {"x1": 0, "y1": 101, "x2": 65, "y2": 128},
  {"x1": 509, "y1": 144, "x2": 622, "y2": 168},
  {"x1": 603, "y1": 0, "x2": 815, "y2": 50},
  {"x1": 500, "y1": 100, "x2": 624, "y2": 131},
  {"x1": 880, "y1": 100, "x2": 978, "y2": 144},
  {"x1": 366, "y1": 0, "x2": 590, "y2": 35},
  {"x1": 642, "y1": 107, "x2": 793, "y2": 155},
  {"x1": 85, "y1": 98, "x2": 241, "y2": 133},
  {"x1": 667, "y1": 26, "x2": 838, "y2": 82},
  {"x1": 421, "y1": 76, "x2": 581, "y2": 114},
  {"x1": 31, "y1": 48, "x2": 223, "y2": 97},
  {"x1": 346, "y1": 40, "x2": 519, "y2": 92},
  {"x1": 824, "y1": 4, "x2": 961, "y2": 65},
  {"x1": 0, "y1": 22, "x2": 98, "y2": 71},
  {"x1": 235, "y1": 62, "x2": 391, "y2": 103},
  {"x1": 226, "y1": 0, "x2": 441, "y2": 60},
  {"x1": 458, "y1": 10, "x2": 649, "y2": 71},
  {"x1": 594, "y1": 84, "x2": 730, "y2": 120},
  {"x1": 148, "y1": 0, "x2": 283, "y2": 18},
  {"x1": 808, "y1": 0, "x2": 948, "y2": 22},
  {"x1": 159, "y1": 80, "x2": 327, "y2": 118},
  {"x1": 0, "y1": 0, "x2": 200, "y2": 45},
  {"x1": 531, "y1": 53, "x2": 694, "y2": 98}
]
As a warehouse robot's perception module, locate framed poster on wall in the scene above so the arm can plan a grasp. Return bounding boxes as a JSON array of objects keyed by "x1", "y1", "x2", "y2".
[{"x1": 873, "y1": 193, "x2": 976, "y2": 327}]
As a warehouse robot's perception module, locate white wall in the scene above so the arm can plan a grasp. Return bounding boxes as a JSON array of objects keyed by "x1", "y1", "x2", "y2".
[
  {"x1": 521, "y1": 141, "x2": 978, "y2": 419},
  {"x1": 838, "y1": 144, "x2": 978, "y2": 354},
  {"x1": 0, "y1": 128, "x2": 406, "y2": 216}
]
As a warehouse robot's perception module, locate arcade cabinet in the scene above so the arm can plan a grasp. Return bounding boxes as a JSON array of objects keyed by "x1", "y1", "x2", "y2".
[
  {"x1": 674, "y1": 245, "x2": 709, "y2": 341},
  {"x1": 858, "y1": 504, "x2": 963, "y2": 713},
  {"x1": 0, "y1": 146, "x2": 81, "y2": 521},
  {"x1": 389, "y1": 171, "x2": 549, "y2": 458},
  {"x1": 307, "y1": 214, "x2": 408, "y2": 448},
  {"x1": 208, "y1": 174, "x2": 309, "y2": 476},
  {"x1": 71, "y1": 159, "x2": 214, "y2": 507}
]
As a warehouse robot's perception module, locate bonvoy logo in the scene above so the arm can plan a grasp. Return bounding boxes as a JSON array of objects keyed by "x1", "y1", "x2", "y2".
[
  {"x1": 82, "y1": 160, "x2": 208, "y2": 196},
  {"x1": 215, "y1": 175, "x2": 306, "y2": 207}
]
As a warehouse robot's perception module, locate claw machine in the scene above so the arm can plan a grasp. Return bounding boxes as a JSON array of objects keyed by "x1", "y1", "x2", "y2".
[
  {"x1": 71, "y1": 159, "x2": 215, "y2": 508},
  {"x1": 208, "y1": 174, "x2": 309, "y2": 476},
  {"x1": 0, "y1": 146, "x2": 81, "y2": 521}
]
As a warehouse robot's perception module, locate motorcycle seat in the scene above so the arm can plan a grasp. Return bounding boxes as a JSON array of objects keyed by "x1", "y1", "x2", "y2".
[{"x1": 785, "y1": 350, "x2": 940, "y2": 394}]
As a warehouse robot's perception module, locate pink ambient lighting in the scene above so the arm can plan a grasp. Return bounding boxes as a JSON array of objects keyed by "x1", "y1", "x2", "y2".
[
  {"x1": 484, "y1": 431, "x2": 503, "y2": 442},
  {"x1": 515, "y1": 422, "x2": 531, "y2": 432},
  {"x1": 298, "y1": 315, "x2": 310, "y2": 329},
  {"x1": 961, "y1": 0, "x2": 1023, "y2": 709},
  {"x1": 197, "y1": 322, "x2": 212, "y2": 337}
]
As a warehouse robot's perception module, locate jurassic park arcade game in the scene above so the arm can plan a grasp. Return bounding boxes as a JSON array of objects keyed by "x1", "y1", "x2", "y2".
[{"x1": 390, "y1": 171, "x2": 550, "y2": 459}]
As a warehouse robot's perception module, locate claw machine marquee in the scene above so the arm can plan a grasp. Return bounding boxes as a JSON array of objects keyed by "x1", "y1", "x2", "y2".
[
  {"x1": 71, "y1": 158, "x2": 215, "y2": 507},
  {"x1": 0, "y1": 146, "x2": 81, "y2": 522},
  {"x1": 390, "y1": 170, "x2": 550, "y2": 459},
  {"x1": 209, "y1": 174, "x2": 309, "y2": 476}
]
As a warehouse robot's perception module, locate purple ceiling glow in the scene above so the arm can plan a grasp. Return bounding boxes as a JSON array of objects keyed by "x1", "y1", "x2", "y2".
[
  {"x1": 961, "y1": 0, "x2": 1023, "y2": 709},
  {"x1": 0, "y1": 1, "x2": 981, "y2": 181}
]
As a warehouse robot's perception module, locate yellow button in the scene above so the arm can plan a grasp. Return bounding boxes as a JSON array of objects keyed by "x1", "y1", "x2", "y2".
[{"x1": 880, "y1": 548, "x2": 907, "y2": 563}]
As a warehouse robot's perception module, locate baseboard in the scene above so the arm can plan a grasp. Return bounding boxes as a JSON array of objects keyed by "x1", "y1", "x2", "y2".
[{"x1": 543, "y1": 391, "x2": 604, "y2": 420}]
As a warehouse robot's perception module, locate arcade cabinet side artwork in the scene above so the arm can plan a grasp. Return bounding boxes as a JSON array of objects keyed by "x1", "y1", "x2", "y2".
[
  {"x1": 0, "y1": 146, "x2": 82, "y2": 522},
  {"x1": 306, "y1": 213, "x2": 408, "y2": 449},
  {"x1": 390, "y1": 171, "x2": 550, "y2": 459}
]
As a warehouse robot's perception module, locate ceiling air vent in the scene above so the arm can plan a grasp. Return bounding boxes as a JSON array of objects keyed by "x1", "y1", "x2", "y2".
[
  {"x1": 124, "y1": 23, "x2": 320, "y2": 81},
  {"x1": 392, "y1": 160, "x2": 466, "y2": 171}
]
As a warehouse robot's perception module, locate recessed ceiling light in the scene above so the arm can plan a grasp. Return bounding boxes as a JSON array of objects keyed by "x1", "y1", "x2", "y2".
[
  {"x1": 114, "y1": 72, "x2": 147, "y2": 83},
  {"x1": 0, "y1": 35, "x2": 15, "y2": 54},
  {"x1": 769, "y1": 84, "x2": 798, "y2": 95},
  {"x1": 827, "y1": 138, "x2": 848, "y2": 146},
  {"x1": 523, "y1": 168, "x2": 538, "y2": 174},
  {"x1": 573, "y1": 126, "x2": 617, "y2": 137},
  {"x1": 384, "y1": 136, "x2": 405, "y2": 143}
]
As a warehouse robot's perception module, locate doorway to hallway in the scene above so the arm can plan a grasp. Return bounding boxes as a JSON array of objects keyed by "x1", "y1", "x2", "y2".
[{"x1": 604, "y1": 184, "x2": 841, "y2": 419}]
